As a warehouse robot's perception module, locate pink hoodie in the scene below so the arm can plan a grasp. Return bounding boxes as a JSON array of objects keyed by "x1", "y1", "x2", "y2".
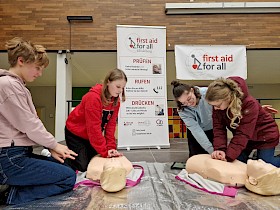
[{"x1": 0, "y1": 69, "x2": 57, "y2": 149}]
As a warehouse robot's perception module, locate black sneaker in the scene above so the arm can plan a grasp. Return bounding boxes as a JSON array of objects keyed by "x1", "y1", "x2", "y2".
[{"x1": 0, "y1": 186, "x2": 10, "y2": 205}]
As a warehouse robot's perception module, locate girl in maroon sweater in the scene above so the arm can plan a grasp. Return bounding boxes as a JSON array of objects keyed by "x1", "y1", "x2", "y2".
[
  {"x1": 205, "y1": 76, "x2": 280, "y2": 167},
  {"x1": 65, "y1": 69, "x2": 127, "y2": 172}
]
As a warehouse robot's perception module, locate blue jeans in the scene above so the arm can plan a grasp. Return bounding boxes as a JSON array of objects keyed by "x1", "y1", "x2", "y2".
[
  {"x1": 237, "y1": 147, "x2": 280, "y2": 167},
  {"x1": 0, "y1": 146, "x2": 76, "y2": 205}
]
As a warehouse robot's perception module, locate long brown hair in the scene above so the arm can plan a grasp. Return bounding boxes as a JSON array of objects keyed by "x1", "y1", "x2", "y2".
[
  {"x1": 205, "y1": 77, "x2": 244, "y2": 129},
  {"x1": 5, "y1": 37, "x2": 49, "y2": 68},
  {"x1": 171, "y1": 80, "x2": 201, "y2": 110},
  {"x1": 101, "y1": 68, "x2": 127, "y2": 106}
]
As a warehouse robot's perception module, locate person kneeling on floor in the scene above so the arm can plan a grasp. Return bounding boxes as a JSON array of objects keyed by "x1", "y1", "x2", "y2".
[{"x1": 0, "y1": 37, "x2": 77, "y2": 205}]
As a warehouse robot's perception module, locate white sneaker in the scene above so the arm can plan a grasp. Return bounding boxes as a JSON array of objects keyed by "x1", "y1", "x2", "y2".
[
  {"x1": 0, "y1": 185, "x2": 9, "y2": 193},
  {"x1": 41, "y1": 149, "x2": 51, "y2": 157}
]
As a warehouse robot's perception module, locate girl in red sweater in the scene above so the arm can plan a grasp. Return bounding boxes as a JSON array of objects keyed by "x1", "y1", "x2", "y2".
[{"x1": 65, "y1": 68, "x2": 127, "y2": 172}]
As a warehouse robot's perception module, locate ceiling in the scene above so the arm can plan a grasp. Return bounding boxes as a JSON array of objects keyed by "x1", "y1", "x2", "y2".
[{"x1": 0, "y1": 50, "x2": 279, "y2": 87}]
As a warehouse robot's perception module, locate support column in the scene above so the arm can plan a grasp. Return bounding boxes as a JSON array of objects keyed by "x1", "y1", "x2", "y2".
[{"x1": 55, "y1": 53, "x2": 72, "y2": 142}]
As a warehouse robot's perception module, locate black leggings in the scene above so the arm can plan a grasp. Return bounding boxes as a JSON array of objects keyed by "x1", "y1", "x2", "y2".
[
  {"x1": 65, "y1": 127, "x2": 98, "y2": 172},
  {"x1": 186, "y1": 129, "x2": 214, "y2": 157}
]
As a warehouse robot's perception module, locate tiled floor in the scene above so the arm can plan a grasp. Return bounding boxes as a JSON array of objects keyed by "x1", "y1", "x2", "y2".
[{"x1": 33, "y1": 138, "x2": 190, "y2": 163}]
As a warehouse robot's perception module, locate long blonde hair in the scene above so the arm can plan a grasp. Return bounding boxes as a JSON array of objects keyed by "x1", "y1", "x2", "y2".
[
  {"x1": 5, "y1": 37, "x2": 49, "y2": 68},
  {"x1": 205, "y1": 77, "x2": 244, "y2": 129},
  {"x1": 101, "y1": 68, "x2": 127, "y2": 106}
]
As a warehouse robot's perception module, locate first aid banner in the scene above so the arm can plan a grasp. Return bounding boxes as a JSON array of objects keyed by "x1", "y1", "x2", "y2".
[{"x1": 175, "y1": 45, "x2": 247, "y2": 80}]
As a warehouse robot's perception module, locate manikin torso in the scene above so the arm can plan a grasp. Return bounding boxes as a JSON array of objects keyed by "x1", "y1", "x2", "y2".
[{"x1": 186, "y1": 154, "x2": 247, "y2": 186}]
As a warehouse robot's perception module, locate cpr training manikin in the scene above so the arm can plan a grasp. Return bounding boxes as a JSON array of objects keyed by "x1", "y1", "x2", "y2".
[
  {"x1": 184, "y1": 154, "x2": 280, "y2": 196},
  {"x1": 86, "y1": 155, "x2": 133, "y2": 192}
]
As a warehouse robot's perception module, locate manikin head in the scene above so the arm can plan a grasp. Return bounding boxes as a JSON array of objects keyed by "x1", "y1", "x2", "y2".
[
  {"x1": 245, "y1": 159, "x2": 280, "y2": 195},
  {"x1": 100, "y1": 158, "x2": 127, "y2": 193},
  {"x1": 86, "y1": 155, "x2": 133, "y2": 192}
]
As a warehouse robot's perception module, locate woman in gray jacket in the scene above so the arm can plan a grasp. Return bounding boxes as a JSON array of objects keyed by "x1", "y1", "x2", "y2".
[{"x1": 171, "y1": 81, "x2": 214, "y2": 157}]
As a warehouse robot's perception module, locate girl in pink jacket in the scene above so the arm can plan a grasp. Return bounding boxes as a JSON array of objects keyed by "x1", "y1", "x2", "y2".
[{"x1": 0, "y1": 37, "x2": 77, "y2": 205}]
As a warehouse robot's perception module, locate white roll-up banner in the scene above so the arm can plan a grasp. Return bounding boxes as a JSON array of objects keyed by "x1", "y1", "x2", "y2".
[{"x1": 117, "y1": 25, "x2": 170, "y2": 149}]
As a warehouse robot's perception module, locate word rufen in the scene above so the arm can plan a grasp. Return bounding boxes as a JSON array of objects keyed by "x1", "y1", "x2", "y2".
[{"x1": 135, "y1": 79, "x2": 150, "y2": 84}]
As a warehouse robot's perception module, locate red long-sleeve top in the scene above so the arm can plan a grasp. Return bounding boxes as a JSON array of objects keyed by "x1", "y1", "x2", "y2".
[{"x1": 66, "y1": 84, "x2": 119, "y2": 157}]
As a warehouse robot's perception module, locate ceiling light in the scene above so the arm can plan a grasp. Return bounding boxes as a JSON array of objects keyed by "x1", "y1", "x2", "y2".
[{"x1": 165, "y1": 2, "x2": 280, "y2": 15}]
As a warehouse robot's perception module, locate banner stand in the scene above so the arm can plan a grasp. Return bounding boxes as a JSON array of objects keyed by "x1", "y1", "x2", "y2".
[{"x1": 117, "y1": 25, "x2": 170, "y2": 150}]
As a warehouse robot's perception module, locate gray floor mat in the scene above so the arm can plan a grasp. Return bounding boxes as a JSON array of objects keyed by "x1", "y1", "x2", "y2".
[{"x1": 3, "y1": 162, "x2": 280, "y2": 210}]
